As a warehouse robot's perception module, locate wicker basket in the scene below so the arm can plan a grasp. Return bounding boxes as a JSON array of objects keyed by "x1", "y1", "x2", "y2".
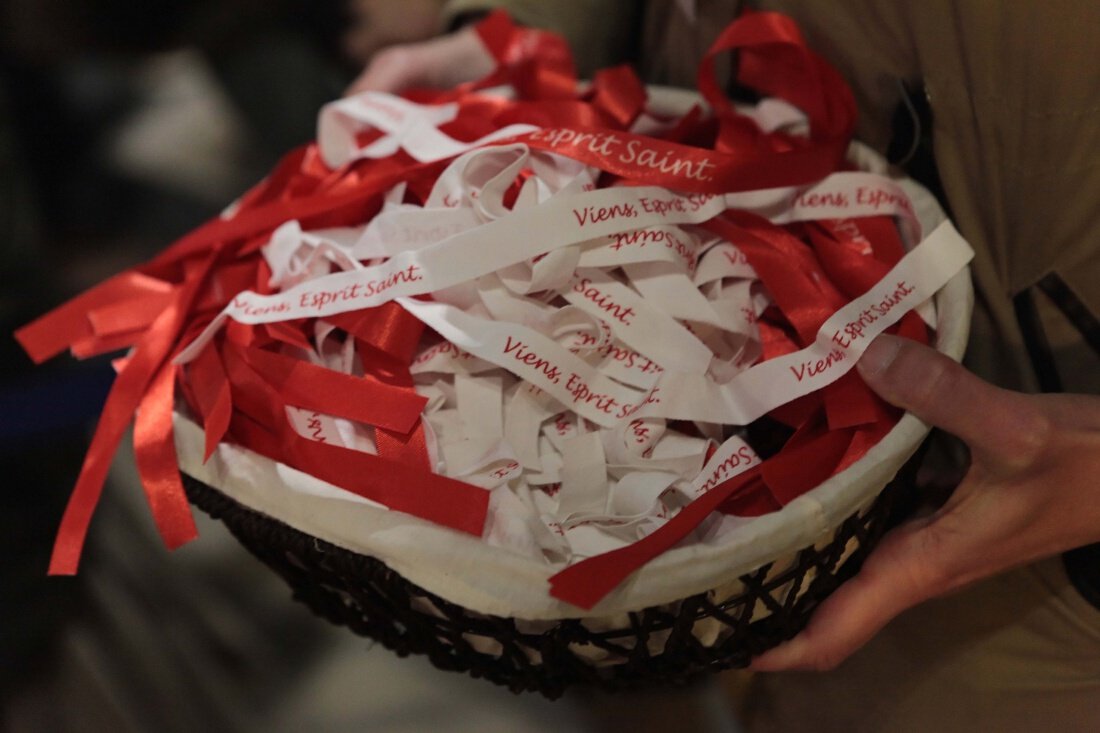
[
  {"x1": 173, "y1": 87, "x2": 974, "y2": 697},
  {"x1": 182, "y1": 454, "x2": 921, "y2": 697}
]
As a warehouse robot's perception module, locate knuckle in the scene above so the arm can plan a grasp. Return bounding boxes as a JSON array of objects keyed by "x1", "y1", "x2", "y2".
[
  {"x1": 1003, "y1": 405, "x2": 1054, "y2": 469},
  {"x1": 976, "y1": 399, "x2": 1056, "y2": 474},
  {"x1": 894, "y1": 349, "x2": 954, "y2": 413}
]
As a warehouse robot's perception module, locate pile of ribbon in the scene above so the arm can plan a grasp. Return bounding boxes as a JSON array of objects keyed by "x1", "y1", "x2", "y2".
[{"x1": 15, "y1": 11, "x2": 971, "y2": 610}]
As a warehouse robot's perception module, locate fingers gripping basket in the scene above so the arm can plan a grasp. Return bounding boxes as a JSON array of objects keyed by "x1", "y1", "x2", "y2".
[{"x1": 171, "y1": 82, "x2": 974, "y2": 696}]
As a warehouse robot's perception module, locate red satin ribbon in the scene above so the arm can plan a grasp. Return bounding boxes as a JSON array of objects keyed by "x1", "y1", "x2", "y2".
[
  {"x1": 213, "y1": 341, "x2": 485, "y2": 534},
  {"x1": 521, "y1": 125, "x2": 844, "y2": 193},
  {"x1": 134, "y1": 361, "x2": 198, "y2": 550},
  {"x1": 15, "y1": 271, "x2": 173, "y2": 364},
  {"x1": 45, "y1": 253, "x2": 216, "y2": 574},
  {"x1": 188, "y1": 341, "x2": 232, "y2": 461},
  {"x1": 698, "y1": 10, "x2": 856, "y2": 147},
  {"x1": 16, "y1": 10, "x2": 925, "y2": 610},
  {"x1": 232, "y1": 343, "x2": 427, "y2": 434}
]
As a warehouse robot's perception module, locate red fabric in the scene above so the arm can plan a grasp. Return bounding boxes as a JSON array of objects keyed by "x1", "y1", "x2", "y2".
[
  {"x1": 133, "y1": 362, "x2": 199, "y2": 550},
  {"x1": 44, "y1": 254, "x2": 216, "y2": 574}
]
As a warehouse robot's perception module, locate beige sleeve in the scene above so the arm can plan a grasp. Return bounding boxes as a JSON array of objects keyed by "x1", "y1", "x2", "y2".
[
  {"x1": 890, "y1": 1, "x2": 1100, "y2": 393},
  {"x1": 441, "y1": 0, "x2": 641, "y2": 76}
]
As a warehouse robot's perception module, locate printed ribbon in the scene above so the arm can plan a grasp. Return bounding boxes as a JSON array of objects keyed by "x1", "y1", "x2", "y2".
[{"x1": 14, "y1": 10, "x2": 969, "y2": 615}]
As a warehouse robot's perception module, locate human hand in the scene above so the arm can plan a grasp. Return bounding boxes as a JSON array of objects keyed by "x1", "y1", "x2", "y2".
[
  {"x1": 346, "y1": 25, "x2": 495, "y2": 96},
  {"x1": 752, "y1": 333, "x2": 1100, "y2": 672},
  {"x1": 342, "y1": 0, "x2": 444, "y2": 65}
]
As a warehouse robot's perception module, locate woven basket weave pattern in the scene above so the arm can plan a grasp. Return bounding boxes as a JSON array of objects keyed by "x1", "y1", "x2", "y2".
[{"x1": 182, "y1": 452, "x2": 919, "y2": 698}]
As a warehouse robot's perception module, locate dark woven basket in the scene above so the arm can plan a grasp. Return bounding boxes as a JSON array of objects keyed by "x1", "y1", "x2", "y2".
[{"x1": 182, "y1": 444, "x2": 922, "y2": 699}]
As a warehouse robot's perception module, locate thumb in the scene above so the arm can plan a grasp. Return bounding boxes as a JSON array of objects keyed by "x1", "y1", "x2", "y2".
[
  {"x1": 347, "y1": 28, "x2": 495, "y2": 96},
  {"x1": 855, "y1": 334, "x2": 1033, "y2": 464},
  {"x1": 753, "y1": 335, "x2": 1053, "y2": 672}
]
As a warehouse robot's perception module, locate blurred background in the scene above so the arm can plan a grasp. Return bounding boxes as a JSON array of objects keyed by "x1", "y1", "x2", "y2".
[{"x1": 0, "y1": 1, "x2": 741, "y2": 730}]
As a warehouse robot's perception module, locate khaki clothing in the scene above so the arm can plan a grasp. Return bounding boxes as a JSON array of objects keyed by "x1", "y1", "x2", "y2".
[{"x1": 444, "y1": 1, "x2": 1100, "y2": 729}]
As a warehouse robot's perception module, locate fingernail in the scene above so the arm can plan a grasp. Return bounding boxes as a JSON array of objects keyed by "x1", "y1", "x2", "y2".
[{"x1": 857, "y1": 334, "x2": 903, "y2": 378}]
